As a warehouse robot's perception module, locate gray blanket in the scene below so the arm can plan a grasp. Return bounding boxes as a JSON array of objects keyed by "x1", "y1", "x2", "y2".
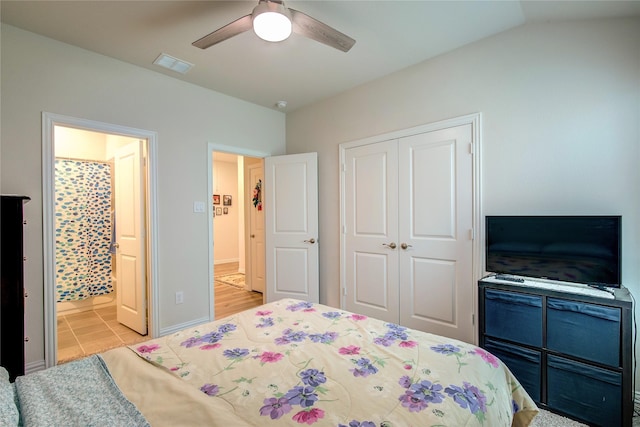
[{"x1": 14, "y1": 355, "x2": 149, "y2": 427}]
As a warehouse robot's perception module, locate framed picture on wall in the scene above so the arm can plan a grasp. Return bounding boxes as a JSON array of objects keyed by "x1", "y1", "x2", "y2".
[
  {"x1": 213, "y1": 194, "x2": 220, "y2": 205},
  {"x1": 223, "y1": 207, "x2": 229, "y2": 215},
  {"x1": 216, "y1": 207, "x2": 222, "y2": 216},
  {"x1": 223, "y1": 195, "x2": 232, "y2": 206}
]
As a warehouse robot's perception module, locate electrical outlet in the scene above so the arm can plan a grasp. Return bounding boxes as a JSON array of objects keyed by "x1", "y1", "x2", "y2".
[{"x1": 175, "y1": 291, "x2": 184, "y2": 304}]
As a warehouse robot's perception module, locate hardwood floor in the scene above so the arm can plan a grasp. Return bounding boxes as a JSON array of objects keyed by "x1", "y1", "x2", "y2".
[
  {"x1": 214, "y1": 262, "x2": 264, "y2": 319},
  {"x1": 57, "y1": 262, "x2": 263, "y2": 363}
]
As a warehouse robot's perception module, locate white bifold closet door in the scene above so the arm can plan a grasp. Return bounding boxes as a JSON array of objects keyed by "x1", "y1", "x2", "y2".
[{"x1": 342, "y1": 124, "x2": 474, "y2": 343}]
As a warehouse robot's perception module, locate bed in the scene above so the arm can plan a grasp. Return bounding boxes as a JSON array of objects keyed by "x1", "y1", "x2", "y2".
[{"x1": 4, "y1": 298, "x2": 538, "y2": 426}]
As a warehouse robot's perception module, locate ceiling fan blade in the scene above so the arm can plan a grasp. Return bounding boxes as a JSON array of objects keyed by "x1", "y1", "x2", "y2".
[
  {"x1": 290, "y1": 9, "x2": 355, "y2": 52},
  {"x1": 192, "y1": 14, "x2": 253, "y2": 49}
]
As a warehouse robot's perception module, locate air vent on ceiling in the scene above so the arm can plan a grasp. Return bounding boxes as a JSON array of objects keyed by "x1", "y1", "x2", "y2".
[{"x1": 153, "y1": 53, "x2": 193, "y2": 74}]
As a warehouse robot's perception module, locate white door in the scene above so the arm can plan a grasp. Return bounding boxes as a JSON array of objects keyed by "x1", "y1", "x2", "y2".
[
  {"x1": 248, "y1": 164, "x2": 265, "y2": 293},
  {"x1": 398, "y1": 125, "x2": 474, "y2": 342},
  {"x1": 343, "y1": 140, "x2": 399, "y2": 323},
  {"x1": 114, "y1": 141, "x2": 147, "y2": 335},
  {"x1": 342, "y1": 124, "x2": 474, "y2": 343},
  {"x1": 265, "y1": 153, "x2": 319, "y2": 303}
]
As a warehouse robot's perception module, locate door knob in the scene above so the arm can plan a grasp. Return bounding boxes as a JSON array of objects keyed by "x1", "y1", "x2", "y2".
[
  {"x1": 251, "y1": 234, "x2": 255, "y2": 238},
  {"x1": 114, "y1": 243, "x2": 119, "y2": 248},
  {"x1": 383, "y1": 242, "x2": 397, "y2": 249},
  {"x1": 400, "y1": 243, "x2": 412, "y2": 250},
  {"x1": 304, "y1": 238, "x2": 316, "y2": 244}
]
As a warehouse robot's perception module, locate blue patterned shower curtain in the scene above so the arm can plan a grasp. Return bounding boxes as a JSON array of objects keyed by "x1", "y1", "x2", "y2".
[{"x1": 55, "y1": 159, "x2": 114, "y2": 302}]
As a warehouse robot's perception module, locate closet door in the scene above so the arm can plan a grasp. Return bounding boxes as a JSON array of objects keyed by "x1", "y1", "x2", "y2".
[
  {"x1": 343, "y1": 140, "x2": 399, "y2": 323},
  {"x1": 398, "y1": 125, "x2": 474, "y2": 343}
]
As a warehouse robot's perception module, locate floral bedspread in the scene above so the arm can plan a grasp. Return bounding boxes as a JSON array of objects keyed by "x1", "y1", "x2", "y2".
[{"x1": 129, "y1": 299, "x2": 537, "y2": 426}]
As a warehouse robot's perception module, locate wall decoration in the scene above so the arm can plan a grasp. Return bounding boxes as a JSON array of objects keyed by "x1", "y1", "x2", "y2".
[
  {"x1": 223, "y1": 195, "x2": 232, "y2": 206},
  {"x1": 216, "y1": 207, "x2": 222, "y2": 216},
  {"x1": 213, "y1": 194, "x2": 220, "y2": 205},
  {"x1": 252, "y1": 179, "x2": 262, "y2": 211},
  {"x1": 55, "y1": 159, "x2": 113, "y2": 302},
  {"x1": 223, "y1": 207, "x2": 229, "y2": 215}
]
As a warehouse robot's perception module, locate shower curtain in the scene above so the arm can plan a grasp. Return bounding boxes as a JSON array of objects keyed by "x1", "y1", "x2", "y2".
[{"x1": 55, "y1": 159, "x2": 114, "y2": 302}]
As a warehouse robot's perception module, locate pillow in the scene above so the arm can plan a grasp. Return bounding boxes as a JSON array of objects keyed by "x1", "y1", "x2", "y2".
[{"x1": 0, "y1": 367, "x2": 20, "y2": 426}]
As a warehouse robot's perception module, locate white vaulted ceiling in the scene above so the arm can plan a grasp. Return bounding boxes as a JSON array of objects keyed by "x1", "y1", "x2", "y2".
[{"x1": 2, "y1": 1, "x2": 639, "y2": 112}]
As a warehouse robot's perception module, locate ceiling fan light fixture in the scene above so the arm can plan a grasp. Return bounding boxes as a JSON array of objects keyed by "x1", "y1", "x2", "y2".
[{"x1": 252, "y1": 1, "x2": 292, "y2": 42}]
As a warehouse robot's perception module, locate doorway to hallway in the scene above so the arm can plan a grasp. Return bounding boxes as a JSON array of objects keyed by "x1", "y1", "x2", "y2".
[{"x1": 211, "y1": 149, "x2": 265, "y2": 318}]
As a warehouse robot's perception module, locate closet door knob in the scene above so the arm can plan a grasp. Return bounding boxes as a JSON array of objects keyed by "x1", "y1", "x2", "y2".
[
  {"x1": 114, "y1": 243, "x2": 119, "y2": 248},
  {"x1": 304, "y1": 238, "x2": 316, "y2": 244},
  {"x1": 400, "y1": 243, "x2": 412, "y2": 250},
  {"x1": 383, "y1": 242, "x2": 397, "y2": 249}
]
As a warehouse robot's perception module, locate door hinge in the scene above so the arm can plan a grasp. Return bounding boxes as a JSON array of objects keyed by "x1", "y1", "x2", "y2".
[
  {"x1": 342, "y1": 225, "x2": 347, "y2": 234},
  {"x1": 472, "y1": 313, "x2": 475, "y2": 326},
  {"x1": 342, "y1": 287, "x2": 347, "y2": 296},
  {"x1": 341, "y1": 163, "x2": 346, "y2": 172},
  {"x1": 469, "y1": 228, "x2": 474, "y2": 240},
  {"x1": 468, "y1": 142, "x2": 474, "y2": 155}
]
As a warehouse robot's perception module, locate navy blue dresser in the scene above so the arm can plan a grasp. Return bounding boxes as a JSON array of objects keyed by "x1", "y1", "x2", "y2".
[{"x1": 479, "y1": 279, "x2": 633, "y2": 427}]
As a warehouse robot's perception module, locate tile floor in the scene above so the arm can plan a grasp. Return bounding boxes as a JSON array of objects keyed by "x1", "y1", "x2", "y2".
[
  {"x1": 57, "y1": 305, "x2": 148, "y2": 363},
  {"x1": 57, "y1": 262, "x2": 263, "y2": 364}
]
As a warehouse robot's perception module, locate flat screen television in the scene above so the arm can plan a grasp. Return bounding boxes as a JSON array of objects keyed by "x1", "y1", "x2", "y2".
[{"x1": 485, "y1": 216, "x2": 621, "y2": 288}]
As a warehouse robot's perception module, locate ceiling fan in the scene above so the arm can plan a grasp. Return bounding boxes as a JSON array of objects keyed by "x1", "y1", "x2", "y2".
[{"x1": 192, "y1": 0, "x2": 356, "y2": 52}]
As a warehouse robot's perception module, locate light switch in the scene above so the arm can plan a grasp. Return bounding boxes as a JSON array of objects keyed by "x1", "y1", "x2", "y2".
[{"x1": 193, "y1": 201, "x2": 206, "y2": 213}]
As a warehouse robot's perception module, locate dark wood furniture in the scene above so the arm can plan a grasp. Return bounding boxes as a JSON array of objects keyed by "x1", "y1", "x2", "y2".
[
  {"x1": 1, "y1": 195, "x2": 30, "y2": 381},
  {"x1": 479, "y1": 278, "x2": 633, "y2": 427}
]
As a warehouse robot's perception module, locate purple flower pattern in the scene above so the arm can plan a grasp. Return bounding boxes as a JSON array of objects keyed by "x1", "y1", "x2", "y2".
[
  {"x1": 259, "y1": 367, "x2": 328, "y2": 423},
  {"x1": 444, "y1": 382, "x2": 487, "y2": 416},
  {"x1": 350, "y1": 357, "x2": 379, "y2": 377},
  {"x1": 179, "y1": 323, "x2": 236, "y2": 349},
  {"x1": 133, "y1": 300, "x2": 530, "y2": 425}
]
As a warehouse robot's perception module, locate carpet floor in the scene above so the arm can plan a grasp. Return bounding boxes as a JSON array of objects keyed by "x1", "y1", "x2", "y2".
[{"x1": 530, "y1": 409, "x2": 586, "y2": 426}]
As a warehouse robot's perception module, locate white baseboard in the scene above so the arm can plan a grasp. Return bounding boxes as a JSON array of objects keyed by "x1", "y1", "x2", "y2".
[
  {"x1": 56, "y1": 295, "x2": 116, "y2": 315},
  {"x1": 213, "y1": 258, "x2": 239, "y2": 265},
  {"x1": 25, "y1": 359, "x2": 46, "y2": 375},
  {"x1": 159, "y1": 317, "x2": 211, "y2": 336}
]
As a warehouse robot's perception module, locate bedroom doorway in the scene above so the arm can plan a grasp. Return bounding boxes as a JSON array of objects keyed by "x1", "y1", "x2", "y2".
[
  {"x1": 42, "y1": 113, "x2": 159, "y2": 368},
  {"x1": 211, "y1": 149, "x2": 265, "y2": 319}
]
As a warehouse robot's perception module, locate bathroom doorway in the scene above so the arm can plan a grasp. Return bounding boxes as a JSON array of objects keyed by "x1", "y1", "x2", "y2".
[{"x1": 42, "y1": 112, "x2": 159, "y2": 368}]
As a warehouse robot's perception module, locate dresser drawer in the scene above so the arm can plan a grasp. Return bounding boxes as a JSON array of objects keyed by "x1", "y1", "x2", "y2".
[
  {"x1": 547, "y1": 355, "x2": 621, "y2": 426},
  {"x1": 547, "y1": 298, "x2": 621, "y2": 367},
  {"x1": 484, "y1": 289, "x2": 542, "y2": 347},
  {"x1": 484, "y1": 338, "x2": 541, "y2": 402}
]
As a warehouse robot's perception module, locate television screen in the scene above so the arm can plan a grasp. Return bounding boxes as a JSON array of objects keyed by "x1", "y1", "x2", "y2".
[{"x1": 485, "y1": 216, "x2": 621, "y2": 288}]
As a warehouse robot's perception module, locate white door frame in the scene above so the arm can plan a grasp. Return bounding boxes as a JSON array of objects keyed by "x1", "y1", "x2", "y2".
[
  {"x1": 42, "y1": 112, "x2": 160, "y2": 368},
  {"x1": 207, "y1": 143, "x2": 270, "y2": 320},
  {"x1": 339, "y1": 113, "x2": 483, "y2": 341}
]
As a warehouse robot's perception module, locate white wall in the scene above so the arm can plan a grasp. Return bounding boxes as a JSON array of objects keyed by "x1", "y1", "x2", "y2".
[
  {"x1": 54, "y1": 127, "x2": 107, "y2": 161},
  {"x1": 286, "y1": 18, "x2": 640, "y2": 316},
  {"x1": 1, "y1": 24, "x2": 286, "y2": 367},
  {"x1": 213, "y1": 159, "x2": 240, "y2": 264}
]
